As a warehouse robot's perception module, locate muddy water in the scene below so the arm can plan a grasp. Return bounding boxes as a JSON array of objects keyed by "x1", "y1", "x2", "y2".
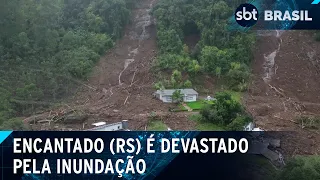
[
  {"x1": 257, "y1": 30, "x2": 283, "y2": 83},
  {"x1": 129, "y1": 0, "x2": 156, "y2": 41},
  {"x1": 118, "y1": 0, "x2": 156, "y2": 85},
  {"x1": 119, "y1": 59, "x2": 135, "y2": 85}
]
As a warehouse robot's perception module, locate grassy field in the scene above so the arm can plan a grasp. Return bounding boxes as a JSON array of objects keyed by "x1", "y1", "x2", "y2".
[
  {"x1": 186, "y1": 100, "x2": 215, "y2": 110},
  {"x1": 225, "y1": 90, "x2": 242, "y2": 102},
  {"x1": 186, "y1": 101, "x2": 204, "y2": 110},
  {"x1": 178, "y1": 104, "x2": 188, "y2": 111},
  {"x1": 189, "y1": 114, "x2": 225, "y2": 131},
  {"x1": 147, "y1": 120, "x2": 167, "y2": 131}
]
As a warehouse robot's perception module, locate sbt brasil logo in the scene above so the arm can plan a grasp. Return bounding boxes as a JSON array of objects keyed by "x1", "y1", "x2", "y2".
[{"x1": 235, "y1": 3, "x2": 313, "y2": 27}]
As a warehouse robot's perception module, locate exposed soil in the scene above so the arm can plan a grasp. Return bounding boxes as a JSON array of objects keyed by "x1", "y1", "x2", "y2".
[
  {"x1": 184, "y1": 34, "x2": 200, "y2": 52},
  {"x1": 26, "y1": 0, "x2": 320, "y2": 157},
  {"x1": 29, "y1": 0, "x2": 196, "y2": 131},
  {"x1": 244, "y1": 30, "x2": 320, "y2": 156}
]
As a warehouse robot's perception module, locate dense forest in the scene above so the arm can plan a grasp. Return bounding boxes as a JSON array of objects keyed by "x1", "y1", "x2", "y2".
[
  {"x1": 0, "y1": 0, "x2": 141, "y2": 129},
  {"x1": 0, "y1": 0, "x2": 255, "y2": 129},
  {"x1": 152, "y1": 0, "x2": 255, "y2": 91},
  {"x1": 1, "y1": 0, "x2": 319, "y2": 177},
  {"x1": 152, "y1": 0, "x2": 256, "y2": 129}
]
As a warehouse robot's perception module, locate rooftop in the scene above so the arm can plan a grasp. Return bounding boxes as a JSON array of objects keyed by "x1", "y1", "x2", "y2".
[
  {"x1": 86, "y1": 120, "x2": 129, "y2": 131},
  {"x1": 156, "y1": 89, "x2": 198, "y2": 96}
]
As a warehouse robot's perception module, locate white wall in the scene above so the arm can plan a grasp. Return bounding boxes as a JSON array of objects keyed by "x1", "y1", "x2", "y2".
[
  {"x1": 184, "y1": 95, "x2": 197, "y2": 102},
  {"x1": 161, "y1": 95, "x2": 173, "y2": 103},
  {"x1": 159, "y1": 94, "x2": 197, "y2": 103}
]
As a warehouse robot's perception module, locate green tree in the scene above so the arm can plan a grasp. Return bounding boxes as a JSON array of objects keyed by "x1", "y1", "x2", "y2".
[
  {"x1": 227, "y1": 62, "x2": 251, "y2": 91},
  {"x1": 85, "y1": 33, "x2": 113, "y2": 54},
  {"x1": 0, "y1": 0, "x2": 139, "y2": 126},
  {"x1": 172, "y1": 90, "x2": 183, "y2": 104},
  {"x1": 278, "y1": 156, "x2": 320, "y2": 180},
  {"x1": 60, "y1": 31, "x2": 84, "y2": 51},
  {"x1": 215, "y1": 67, "x2": 221, "y2": 79},
  {"x1": 157, "y1": 29, "x2": 183, "y2": 54},
  {"x1": 187, "y1": 60, "x2": 201, "y2": 76},
  {"x1": 227, "y1": 115, "x2": 252, "y2": 131},
  {"x1": 84, "y1": 5, "x2": 103, "y2": 32},
  {"x1": 15, "y1": 84, "x2": 44, "y2": 101},
  {"x1": 0, "y1": 118, "x2": 28, "y2": 130},
  {"x1": 229, "y1": 34, "x2": 255, "y2": 64},
  {"x1": 65, "y1": 46, "x2": 99, "y2": 78},
  {"x1": 200, "y1": 46, "x2": 231, "y2": 74},
  {"x1": 0, "y1": 86, "x2": 14, "y2": 121},
  {"x1": 184, "y1": 80, "x2": 192, "y2": 88},
  {"x1": 182, "y1": 44, "x2": 189, "y2": 56},
  {"x1": 154, "y1": 81, "x2": 165, "y2": 90},
  {"x1": 152, "y1": 0, "x2": 256, "y2": 90},
  {"x1": 170, "y1": 70, "x2": 183, "y2": 88},
  {"x1": 200, "y1": 91, "x2": 243, "y2": 125}
]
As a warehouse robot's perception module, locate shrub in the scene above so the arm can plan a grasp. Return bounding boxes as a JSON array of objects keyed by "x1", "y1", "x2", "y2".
[
  {"x1": 183, "y1": 80, "x2": 192, "y2": 88},
  {"x1": 227, "y1": 115, "x2": 252, "y2": 131},
  {"x1": 277, "y1": 156, "x2": 320, "y2": 180},
  {"x1": 85, "y1": 33, "x2": 113, "y2": 54},
  {"x1": 0, "y1": 118, "x2": 29, "y2": 130},
  {"x1": 172, "y1": 90, "x2": 183, "y2": 104},
  {"x1": 295, "y1": 116, "x2": 320, "y2": 129},
  {"x1": 65, "y1": 46, "x2": 99, "y2": 78},
  {"x1": 154, "y1": 81, "x2": 165, "y2": 90},
  {"x1": 199, "y1": 91, "x2": 249, "y2": 129},
  {"x1": 226, "y1": 62, "x2": 251, "y2": 92},
  {"x1": 212, "y1": 92, "x2": 243, "y2": 125}
]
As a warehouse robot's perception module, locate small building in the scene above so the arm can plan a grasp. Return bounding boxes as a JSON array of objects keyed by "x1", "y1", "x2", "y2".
[
  {"x1": 86, "y1": 120, "x2": 130, "y2": 131},
  {"x1": 154, "y1": 89, "x2": 198, "y2": 103}
]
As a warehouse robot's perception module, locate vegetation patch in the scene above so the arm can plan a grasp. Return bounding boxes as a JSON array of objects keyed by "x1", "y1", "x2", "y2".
[
  {"x1": 187, "y1": 91, "x2": 250, "y2": 131},
  {"x1": 186, "y1": 101, "x2": 203, "y2": 110},
  {"x1": 189, "y1": 114, "x2": 225, "y2": 131},
  {"x1": 186, "y1": 100, "x2": 214, "y2": 110},
  {"x1": 0, "y1": 118, "x2": 28, "y2": 130},
  {"x1": 169, "y1": 105, "x2": 188, "y2": 112},
  {"x1": 226, "y1": 91, "x2": 242, "y2": 103},
  {"x1": 0, "y1": 0, "x2": 140, "y2": 129},
  {"x1": 199, "y1": 91, "x2": 252, "y2": 131},
  {"x1": 152, "y1": 0, "x2": 255, "y2": 91},
  {"x1": 178, "y1": 105, "x2": 188, "y2": 111},
  {"x1": 295, "y1": 116, "x2": 320, "y2": 129},
  {"x1": 277, "y1": 155, "x2": 320, "y2": 180},
  {"x1": 147, "y1": 120, "x2": 167, "y2": 131}
]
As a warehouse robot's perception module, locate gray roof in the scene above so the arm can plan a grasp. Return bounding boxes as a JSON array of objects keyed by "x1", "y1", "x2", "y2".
[
  {"x1": 86, "y1": 120, "x2": 129, "y2": 131},
  {"x1": 156, "y1": 89, "x2": 198, "y2": 96}
]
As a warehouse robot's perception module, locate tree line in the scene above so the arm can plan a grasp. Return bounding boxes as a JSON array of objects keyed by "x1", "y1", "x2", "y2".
[{"x1": 0, "y1": 0, "x2": 141, "y2": 129}]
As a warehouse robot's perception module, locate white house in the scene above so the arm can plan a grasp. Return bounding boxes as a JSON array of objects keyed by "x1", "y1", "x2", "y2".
[{"x1": 154, "y1": 89, "x2": 198, "y2": 103}]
